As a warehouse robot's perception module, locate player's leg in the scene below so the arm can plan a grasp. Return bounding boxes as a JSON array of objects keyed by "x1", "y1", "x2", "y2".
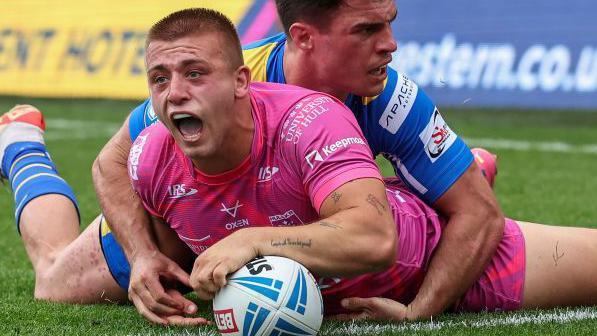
[
  {"x1": 1, "y1": 105, "x2": 126, "y2": 303},
  {"x1": 520, "y1": 221, "x2": 597, "y2": 308},
  {"x1": 32, "y1": 214, "x2": 128, "y2": 303}
]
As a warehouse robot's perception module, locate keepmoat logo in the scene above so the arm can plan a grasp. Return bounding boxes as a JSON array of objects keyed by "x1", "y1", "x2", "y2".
[{"x1": 305, "y1": 137, "x2": 366, "y2": 169}]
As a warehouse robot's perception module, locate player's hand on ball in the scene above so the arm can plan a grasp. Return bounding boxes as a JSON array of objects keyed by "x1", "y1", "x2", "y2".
[
  {"x1": 335, "y1": 297, "x2": 412, "y2": 321},
  {"x1": 190, "y1": 230, "x2": 259, "y2": 300},
  {"x1": 129, "y1": 250, "x2": 209, "y2": 326}
]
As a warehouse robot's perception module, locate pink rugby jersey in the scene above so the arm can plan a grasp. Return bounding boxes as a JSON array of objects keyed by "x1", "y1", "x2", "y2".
[{"x1": 129, "y1": 82, "x2": 444, "y2": 314}]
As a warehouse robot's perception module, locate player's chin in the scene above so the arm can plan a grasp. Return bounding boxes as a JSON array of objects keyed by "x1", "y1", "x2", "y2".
[{"x1": 355, "y1": 82, "x2": 385, "y2": 98}]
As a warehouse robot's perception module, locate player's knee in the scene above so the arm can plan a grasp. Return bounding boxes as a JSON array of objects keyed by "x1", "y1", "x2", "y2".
[{"x1": 33, "y1": 268, "x2": 82, "y2": 303}]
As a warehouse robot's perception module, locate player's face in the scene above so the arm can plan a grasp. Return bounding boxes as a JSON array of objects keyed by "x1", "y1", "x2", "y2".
[
  {"x1": 146, "y1": 32, "x2": 242, "y2": 163},
  {"x1": 312, "y1": 0, "x2": 397, "y2": 98}
]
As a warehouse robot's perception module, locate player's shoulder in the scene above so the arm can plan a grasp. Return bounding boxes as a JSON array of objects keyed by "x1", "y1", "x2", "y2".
[
  {"x1": 242, "y1": 33, "x2": 286, "y2": 83},
  {"x1": 129, "y1": 122, "x2": 174, "y2": 181},
  {"x1": 251, "y1": 82, "x2": 345, "y2": 118},
  {"x1": 356, "y1": 64, "x2": 435, "y2": 134},
  {"x1": 250, "y1": 82, "x2": 351, "y2": 142}
]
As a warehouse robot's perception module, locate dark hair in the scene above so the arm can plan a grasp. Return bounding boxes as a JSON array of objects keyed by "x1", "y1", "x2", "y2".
[
  {"x1": 275, "y1": 0, "x2": 343, "y2": 34},
  {"x1": 146, "y1": 8, "x2": 243, "y2": 69}
]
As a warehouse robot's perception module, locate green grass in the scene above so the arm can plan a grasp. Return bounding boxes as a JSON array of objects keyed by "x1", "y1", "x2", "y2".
[{"x1": 1, "y1": 97, "x2": 597, "y2": 335}]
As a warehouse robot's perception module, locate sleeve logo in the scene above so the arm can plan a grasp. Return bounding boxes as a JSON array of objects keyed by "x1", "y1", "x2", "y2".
[
  {"x1": 419, "y1": 108, "x2": 457, "y2": 162},
  {"x1": 128, "y1": 134, "x2": 148, "y2": 180},
  {"x1": 379, "y1": 73, "x2": 418, "y2": 134}
]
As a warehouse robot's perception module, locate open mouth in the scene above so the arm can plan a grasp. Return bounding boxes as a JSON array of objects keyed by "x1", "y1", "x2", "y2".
[
  {"x1": 369, "y1": 65, "x2": 387, "y2": 76},
  {"x1": 172, "y1": 113, "x2": 203, "y2": 141}
]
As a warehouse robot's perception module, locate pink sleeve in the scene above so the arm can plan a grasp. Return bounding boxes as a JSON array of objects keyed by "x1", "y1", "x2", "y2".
[
  {"x1": 280, "y1": 94, "x2": 382, "y2": 212},
  {"x1": 127, "y1": 126, "x2": 163, "y2": 219}
]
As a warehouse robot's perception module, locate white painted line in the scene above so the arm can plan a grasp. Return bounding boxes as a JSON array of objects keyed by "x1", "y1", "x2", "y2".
[
  {"x1": 466, "y1": 137, "x2": 597, "y2": 155},
  {"x1": 44, "y1": 118, "x2": 121, "y2": 140},
  {"x1": 41, "y1": 118, "x2": 597, "y2": 157},
  {"x1": 323, "y1": 307, "x2": 597, "y2": 334}
]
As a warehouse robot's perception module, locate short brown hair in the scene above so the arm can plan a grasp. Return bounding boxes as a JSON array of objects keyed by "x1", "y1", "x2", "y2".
[
  {"x1": 275, "y1": 0, "x2": 343, "y2": 34},
  {"x1": 146, "y1": 8, "x2": 243, "y2": 69}
]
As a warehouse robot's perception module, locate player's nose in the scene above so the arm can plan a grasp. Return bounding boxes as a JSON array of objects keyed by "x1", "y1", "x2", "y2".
[
  {"x1": 377, "y1": 25, "x2": 397, "y2": 54},
  {"x1": 167, "y1": 74, "x2": 191, "y2": 105}
]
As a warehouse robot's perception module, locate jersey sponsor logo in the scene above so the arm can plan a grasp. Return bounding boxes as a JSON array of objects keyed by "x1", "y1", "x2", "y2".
[
  {"x1": 305, "y1": 137, "x2": 367, "y2": 169},
  {"x1": 257, "y1": 166, "x2": 279, "y2": 182},
  {"x1": 321, "y1": 137, "x2": 366, "y2": 156},
  {"x1": 268, "y1": 210, "x2": 304, "y2": 226},
  {"x1": 128, "y1": 134, "x2": 148, "y2": 181},
  {"x1": 214, "y1": 309, "x2": 239, "y2": 333},
  {"x1": 225, "y1": 218, "x2": 250, "y2": 230},
  {"x1": 220, "y1": 200, "x2": 243, "y2": 218},
  {"x1": 379, "y1": 73, "x2": 418, "y2": 134},
  {"x1": 305, "y1": 150, "x2": 324, "y2": 169},
  {"x1": 282, "y1": 96, "x2": 333, "y2": 144},
  {"x1": 167, "y1": 183, "x2": 198, "y2": 199},
  {"x1": 419, "y1": 108, "x2": 457, "y2": 162}
]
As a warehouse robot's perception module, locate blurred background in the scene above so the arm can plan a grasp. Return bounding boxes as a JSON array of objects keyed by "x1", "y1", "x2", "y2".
[{"x1": 1, "y1": 0, "x2": 596, "y2": 108}]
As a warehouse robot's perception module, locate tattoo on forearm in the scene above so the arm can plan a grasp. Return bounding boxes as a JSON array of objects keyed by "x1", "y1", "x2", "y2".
[
  {"x1": 319, "y1": 221, "x2": 342, "y2": 229},
  {"x1": 366, "y1": 193, "x2": 386, "y2": 215},
  {"x1": 331, "y1": 192, "x2": 342, "y2": 204},
  {"x1": 270, "y1": 238, "x2": 312, "y2": 248}
]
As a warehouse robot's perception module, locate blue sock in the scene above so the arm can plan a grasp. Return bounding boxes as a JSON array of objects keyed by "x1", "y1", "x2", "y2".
[{"x1": 2, "y1": 141, "x2": 80, "y2": 234}]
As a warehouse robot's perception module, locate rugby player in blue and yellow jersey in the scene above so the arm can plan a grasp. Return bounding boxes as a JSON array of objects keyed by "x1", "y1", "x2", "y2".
[{"x1": 92, "y1": 0, "x2": 504, "y2": 324}]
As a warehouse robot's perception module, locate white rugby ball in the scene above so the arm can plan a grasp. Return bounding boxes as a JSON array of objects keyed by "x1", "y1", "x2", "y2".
[{"x1": 213, "y1": 256, "x2": 323, "y2": 336}]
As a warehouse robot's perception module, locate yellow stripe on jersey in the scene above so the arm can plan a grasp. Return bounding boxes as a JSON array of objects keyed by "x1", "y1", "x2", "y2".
[
  {"x1": 361, "y1": 76, "x2": 390, "y2": 106},
  {"x1": 100, "y1": 216, "x2": 112, "y2": 237},
  {"x1": 243, "y1": 42, "x2": 278, "y2": 82}
]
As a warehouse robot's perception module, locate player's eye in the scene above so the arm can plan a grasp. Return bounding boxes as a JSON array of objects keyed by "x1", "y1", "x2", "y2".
[
  {"x1": 188, "y1": 71, "x2": 201, "y2": 79},
  {"x1": 154, "y1": 76, "x2": 168, "y2": 85}
]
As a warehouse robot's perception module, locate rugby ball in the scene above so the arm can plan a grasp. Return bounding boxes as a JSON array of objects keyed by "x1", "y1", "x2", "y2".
[{"x1": 213, "y1": 256, "x2": 323, "y2": 336}]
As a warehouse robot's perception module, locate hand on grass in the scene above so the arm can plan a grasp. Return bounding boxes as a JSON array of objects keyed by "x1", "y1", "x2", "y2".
[
  {"x1": 333, "y1": 297, "x2": 413, "y2": 321},
  {"x1": 128, "y1": 250, "x2": 210, "y2": 326}
]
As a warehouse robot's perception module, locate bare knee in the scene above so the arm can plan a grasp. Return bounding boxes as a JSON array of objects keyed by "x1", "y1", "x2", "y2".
[{"x1": 33, "y1": 265, "x2": 126, "y2": 304}]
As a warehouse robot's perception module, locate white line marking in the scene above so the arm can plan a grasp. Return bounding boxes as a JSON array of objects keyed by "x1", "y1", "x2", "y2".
[
  {"x1": 41, "y1": 118, "x2": 597, "y2": 157},
  {"x1": 44, "y1": 118, "x2": 121, "y2": 140},
  {"x1": 323, "y1": 307, "x2": 597, "y2": 334},
  {"x1": 466, "y1": 137, "x2": 597, "y2": 155}
]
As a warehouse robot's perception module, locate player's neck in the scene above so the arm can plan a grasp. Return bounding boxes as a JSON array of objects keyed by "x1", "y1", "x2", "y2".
[
  {"x1": 191, "y1": 98, "x2": 255, "y2": 175},
  {"x1": 283, "y1": 45, "x2": 349, "y2": 102}
]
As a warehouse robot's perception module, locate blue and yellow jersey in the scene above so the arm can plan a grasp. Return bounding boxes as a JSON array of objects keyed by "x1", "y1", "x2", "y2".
[{"x1": 129, "y1": 33, "x2": 473, "y2": 204}]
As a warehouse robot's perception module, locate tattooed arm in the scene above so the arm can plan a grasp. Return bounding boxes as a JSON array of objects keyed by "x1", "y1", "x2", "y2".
[
  {"x1": 257, "y1": 177, "x2": 397, "y2": 276},
  {"x1": 189, "y1": 178, "x2": 397, "y2": 300}
]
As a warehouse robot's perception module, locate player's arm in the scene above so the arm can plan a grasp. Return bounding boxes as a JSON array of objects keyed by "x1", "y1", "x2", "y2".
[
  {"x1": 257, "y1": 176, "x2": 397, "y2": 275},
  {"x1": 93, "y1": 112, "x2": 196, "y2": 325},
  {"x1": 343, "y1": 70, "x2": 504, "y2": 319},
  {"x1": 407, "y1": 163, "x2": 504, "y2": 319},
  {"x1": 92, "y1": 115, "x2": 158, "y2": 265},
  {"x1": 190, "y1": 176, "x2": 397, "y2": 300}
]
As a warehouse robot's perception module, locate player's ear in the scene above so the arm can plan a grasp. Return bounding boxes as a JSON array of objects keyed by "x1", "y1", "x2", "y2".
[
  {"x1": 288, "y1": 22, "x2": 314, "y2": 51},
  {"x1": 234, "y1": 65, "x2": 251, "y2": 98}
]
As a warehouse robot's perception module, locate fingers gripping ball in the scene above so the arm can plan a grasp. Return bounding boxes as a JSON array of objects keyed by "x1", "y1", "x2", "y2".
[
  {"x1": 213, "y1": 256, "x2": 323, "y2": 336},
  {"x1": 471, "y1": 147, "x2": 498, "y2": 187}
]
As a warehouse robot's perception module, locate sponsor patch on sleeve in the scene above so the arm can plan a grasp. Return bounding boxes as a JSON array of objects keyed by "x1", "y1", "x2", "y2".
[
  {"x1": 379, "y1": 73, "x2": 418, "y2": 134},
  {"x1": 128, "y1": 134, "x2": 148, "y2": 180},
  {"x1": 419, "y1": 108, "x2": 457, "y2": 162}
]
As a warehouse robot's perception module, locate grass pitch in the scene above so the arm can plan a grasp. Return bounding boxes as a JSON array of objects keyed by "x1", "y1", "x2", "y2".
[{"x1": 1, "y1": 96, "x2": 597, "y2": 335}]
